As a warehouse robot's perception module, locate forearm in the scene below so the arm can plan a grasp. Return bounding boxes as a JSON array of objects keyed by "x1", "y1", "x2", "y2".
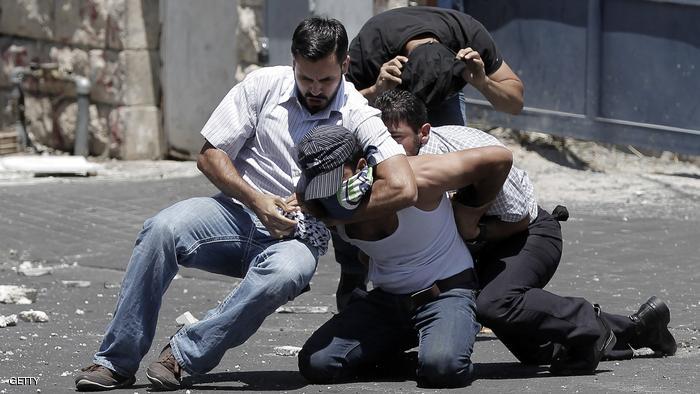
[
  {"x1": 359, "y1": 85, "x2": 379, "y2": 103},
  {"x1": 197, "y1": 145, "x2": 261, "y2": 208},
  {"x1": 474, "y1": 77, "x2": 524, "y2": 115},
  {"x1": 413, "y1": 147, "x2": 513, "y2": 204}
]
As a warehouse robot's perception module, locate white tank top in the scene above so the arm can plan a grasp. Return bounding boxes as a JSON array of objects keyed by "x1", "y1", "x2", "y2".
[{"x1": 337, "y1": 193, "x2": 473, "y2": 294}]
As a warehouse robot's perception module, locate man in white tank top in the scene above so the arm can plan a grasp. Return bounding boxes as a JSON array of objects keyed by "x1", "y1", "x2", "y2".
[{"x1": 295, "y1": 124, "x2": 513, "y2": 388}]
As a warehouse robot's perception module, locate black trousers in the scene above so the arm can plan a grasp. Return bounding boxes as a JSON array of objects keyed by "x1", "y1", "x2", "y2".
[{"x1": 474, "y1": 207, "x2": 636, "y2": 362}]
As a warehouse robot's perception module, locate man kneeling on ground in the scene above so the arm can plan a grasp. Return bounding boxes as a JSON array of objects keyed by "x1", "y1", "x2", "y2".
[{"x1": 295, "y1": 124, "x2": 513, "y2": 387}]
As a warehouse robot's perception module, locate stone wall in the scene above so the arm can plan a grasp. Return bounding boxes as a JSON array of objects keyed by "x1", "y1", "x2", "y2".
[
  {"x1": 0, "y1": 0, "x2": 427, "y2": 160},
  {"x1": 0, "y1": 0, "x2": 161, "y2": 159}
]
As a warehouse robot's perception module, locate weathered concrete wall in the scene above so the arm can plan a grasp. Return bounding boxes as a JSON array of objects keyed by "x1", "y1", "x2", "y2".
[
  {"x1": 0, "y1": 0, "x2": 424, "y2": 159},
  {"x1": 0, "y1": 0, "x2": 161, "y2": 159},
  {"x1": 160, "y1": 0, "x2": 239, "y2": 158}
]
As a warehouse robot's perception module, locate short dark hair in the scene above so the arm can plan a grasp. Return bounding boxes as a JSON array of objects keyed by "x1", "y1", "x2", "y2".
[
  {"x1": 291, "y1": 17, "x2": 348, "y2": 63},
  {"x1": 374, "y1": 89, "x2": 428, "y2": 132}
]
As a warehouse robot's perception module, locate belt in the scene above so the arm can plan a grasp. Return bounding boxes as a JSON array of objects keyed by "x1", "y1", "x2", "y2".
[{"x1": 409, "y1": 268, "x2": 478, "y2": 310}]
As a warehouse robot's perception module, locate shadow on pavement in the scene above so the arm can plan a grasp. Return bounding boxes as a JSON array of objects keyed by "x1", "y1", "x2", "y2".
[
  {"x1": 182, "y1": 370, "x2": 307, "y2": 391},
  {"x1": 474, "y1": 362, "x2": 614, "y2": 380}
]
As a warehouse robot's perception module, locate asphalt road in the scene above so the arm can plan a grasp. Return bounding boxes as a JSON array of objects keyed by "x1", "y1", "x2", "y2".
[{"x1": 0, "y1": 174, "x2": 698, "y2": 393}]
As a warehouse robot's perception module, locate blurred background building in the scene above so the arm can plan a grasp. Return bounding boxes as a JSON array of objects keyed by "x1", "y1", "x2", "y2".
[{"x1": 1, "y1": 0, "x2": 698, "y2": 160}]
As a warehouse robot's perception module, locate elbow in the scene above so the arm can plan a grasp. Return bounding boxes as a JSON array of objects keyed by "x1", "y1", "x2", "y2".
[
  {"x1": 508, "y1": 100, "x2": 524, "y2": 115},
  {"x1": 196, "y1": 154, "x2": 207, "y2": 174},
  {"x1": 481, "y1": 147, "x2": 513, "y2": 181},
  {"x1": 503, "y1": 84, "x2": 524, "y2": 115},
  {"x1": 496, "y1": 148, "x2": 514, "y2": 177},
  {"x1": 196, "y1": 151, "x2": 214, "y2": 177},
  {"x1": 502, "y1": 96, "x2": 523, "y2": 115}
]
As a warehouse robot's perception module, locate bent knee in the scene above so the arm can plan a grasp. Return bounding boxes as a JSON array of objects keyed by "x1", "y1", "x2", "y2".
[
  {"x1": 298, "y1": 346, "x2": 343, "y2": 383},
  {"x1": 475, "y1": 290, "x2": 519, "y2": 326},
  {"x1": 143, "y1": 198, "x2": 213, "y2": 238},
  {"x1": 418, "y1": 353, "x2": 473, "y2": 388}
]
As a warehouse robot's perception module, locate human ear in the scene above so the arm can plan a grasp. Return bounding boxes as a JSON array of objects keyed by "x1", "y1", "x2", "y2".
[
  {"x1": 341, "y1": 55, "x2": 349, "y2": 74},
  {"x1": 355, "y1": 157, "x2": 367, "y2": 172},
  {"x1": 419, "y1": 123, "x2": 431, "y2": 145}
]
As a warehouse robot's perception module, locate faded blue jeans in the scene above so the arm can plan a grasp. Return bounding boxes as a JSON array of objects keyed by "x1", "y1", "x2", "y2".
[
  {"x1": 427, "y1": 92, "x2": 467, "y2": 127},
  {"x1": 93, "y1": 195, "x2": 319, "y2": 376},
  {"x1": 299, "y1": 287, "x2": 480, "y2": 388}
]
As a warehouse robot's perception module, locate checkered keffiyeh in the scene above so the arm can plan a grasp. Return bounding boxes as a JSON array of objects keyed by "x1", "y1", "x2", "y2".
[{"x1": 279, "y1": 210, "x2": 331, "y2": 255}]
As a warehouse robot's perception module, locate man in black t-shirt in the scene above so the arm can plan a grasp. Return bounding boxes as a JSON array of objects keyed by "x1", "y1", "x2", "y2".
[
  {"x1": 334, "y1": 6, "x2": 525, "y2": 312},
  {"x1": 348, "y1": 6, "x2": 524, "y2": 121}
]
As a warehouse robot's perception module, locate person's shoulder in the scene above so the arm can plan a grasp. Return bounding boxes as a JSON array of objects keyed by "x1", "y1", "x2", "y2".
[
  {"x1": 237, "y1": 66, "x2": 294, "y2": 98},
  {"x1": 243, "y1": 65, "x2": 292, "y2": 82},
  {"x1": 341, "y1": 79, "x2": 372, "y2": 108}
]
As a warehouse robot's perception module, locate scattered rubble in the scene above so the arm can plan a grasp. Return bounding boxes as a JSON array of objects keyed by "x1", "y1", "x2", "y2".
[
  {"x1": 17, "y1": 261, "x2": 52, "y2": 277},
  {"x1": 0, "y1": 314, "x2": 18, "y2": 328},
  {"x1": 176, "y1": 311, "x2": 198, "y2": 326},
  {"x1": 18, "y1": 310, "x2": 49, "y2": 323},
  {"x1": 275, "y1": 306, "x2": 329, "y2": 314},
  {"x1": 0, "y1": 285, "x2": 38, "y2": 304},
  {"x1": 175, "y1": 311, "x2": 199, "y2": 327},
  {"x1": 61, "y1": 280, "x2": 91, "y2": 288},
  {"x1": 273, "y1": 346, "x2": 302, "y2": 357}
]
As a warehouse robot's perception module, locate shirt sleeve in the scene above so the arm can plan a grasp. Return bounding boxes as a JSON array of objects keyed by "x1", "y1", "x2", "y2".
[
  {"x1": 354, "y1": 115, "x2": 406, "y2": 165},
  {"x1": 199, "y1": 75, "x2": 258, "y2": 159},
  {"x1": 458, "y1": 15, "x2": 504, "y2": 76}
]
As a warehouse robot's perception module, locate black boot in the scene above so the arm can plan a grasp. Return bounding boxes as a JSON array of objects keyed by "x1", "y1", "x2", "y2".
[{"x1": 628, "y1": 296, "x2": 677, "y2": 356}]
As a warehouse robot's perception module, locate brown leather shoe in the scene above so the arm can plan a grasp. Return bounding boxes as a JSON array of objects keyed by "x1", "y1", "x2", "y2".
[
  {"x1": 145, "y1": 344, "x2": 182, "y2": 391},
  {"x1": 74, "y1": 364, "x2": 135, "y2": 391}
]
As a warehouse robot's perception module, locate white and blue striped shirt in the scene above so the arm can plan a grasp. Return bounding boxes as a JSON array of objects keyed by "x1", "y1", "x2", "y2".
[
  {"x1": 420, "y1": 125, "x2": 539, "y2": 222},
  {"x1": 201, "y1": 66, "x2": 405, "y2": 198}
]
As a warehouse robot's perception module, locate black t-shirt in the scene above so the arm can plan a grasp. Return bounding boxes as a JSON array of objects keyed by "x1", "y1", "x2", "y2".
[{"x1": 347, "y1": 6, "x2": 504, "y2": 90}]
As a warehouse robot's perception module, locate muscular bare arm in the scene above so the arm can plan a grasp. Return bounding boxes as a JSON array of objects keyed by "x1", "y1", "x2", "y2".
[
  {"x1": 326, "y1": 154, "x2": 417, "y2": 226},
  {"x1": 456, "y1": 47, "x2": 524, "y2": 115},
  {"x1": 197, "y1": 141, "x2": 297, "y2": 238},
  {"x1": 408, "y1": 145, "x2": 513, "y2": 210}
]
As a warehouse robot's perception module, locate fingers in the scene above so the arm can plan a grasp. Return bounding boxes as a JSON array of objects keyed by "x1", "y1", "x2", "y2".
[
  {"x1": 455, "y1": 47, "x2": 478, "y2": 60},
  {"x1": 267, "y1": 213, "x2": 297, "y2": 239},
  {"x1": 270, "y1": 208, "x2": 298, "y2": 227},
  {"x1": 285, "y1": 194, "x2": 301, "y2": 211},
  {"x1": 379, "y1": 69, "x2": 402, "y2": 84},
  {"x1": 378, "y1": 56, "x2": 407, "y2": 84}
]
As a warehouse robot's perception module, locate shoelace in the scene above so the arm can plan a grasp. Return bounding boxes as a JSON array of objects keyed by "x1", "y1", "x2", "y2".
[
  {"x1": 81, "y1": 364, "x2": 103, "y2": 372},
  {"x1": 160, "y1": 352, "x2": 181, "y2": 376}
]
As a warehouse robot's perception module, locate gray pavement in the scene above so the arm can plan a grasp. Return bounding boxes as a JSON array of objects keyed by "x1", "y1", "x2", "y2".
[{"x1": 0, "y1": 172, "x2": 698, "y2": 393}]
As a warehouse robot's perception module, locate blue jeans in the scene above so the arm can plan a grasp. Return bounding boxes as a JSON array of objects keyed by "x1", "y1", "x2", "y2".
[
  {"x1": 93, "y1": 196, "x2": 319, "y2": 376},
  {"x1": 299, "y1": 287, "x2": 480, "y2": 388},
  {"x1": 427, "y1": 92, "x2": 467, "y2": 127}
]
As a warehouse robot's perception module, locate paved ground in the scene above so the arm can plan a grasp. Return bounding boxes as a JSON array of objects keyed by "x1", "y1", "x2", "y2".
[{"x1": 0, "y1": 164, "x2": 699, "y2": 393}]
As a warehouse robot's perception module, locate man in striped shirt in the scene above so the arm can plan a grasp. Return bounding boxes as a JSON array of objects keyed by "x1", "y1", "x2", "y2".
[
  {"x1": 373, "y1": 89, "x2": 676, "y2": 376},
  {"x1": 75, "y1": 17, "x2": 416, "y2": 392}
]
